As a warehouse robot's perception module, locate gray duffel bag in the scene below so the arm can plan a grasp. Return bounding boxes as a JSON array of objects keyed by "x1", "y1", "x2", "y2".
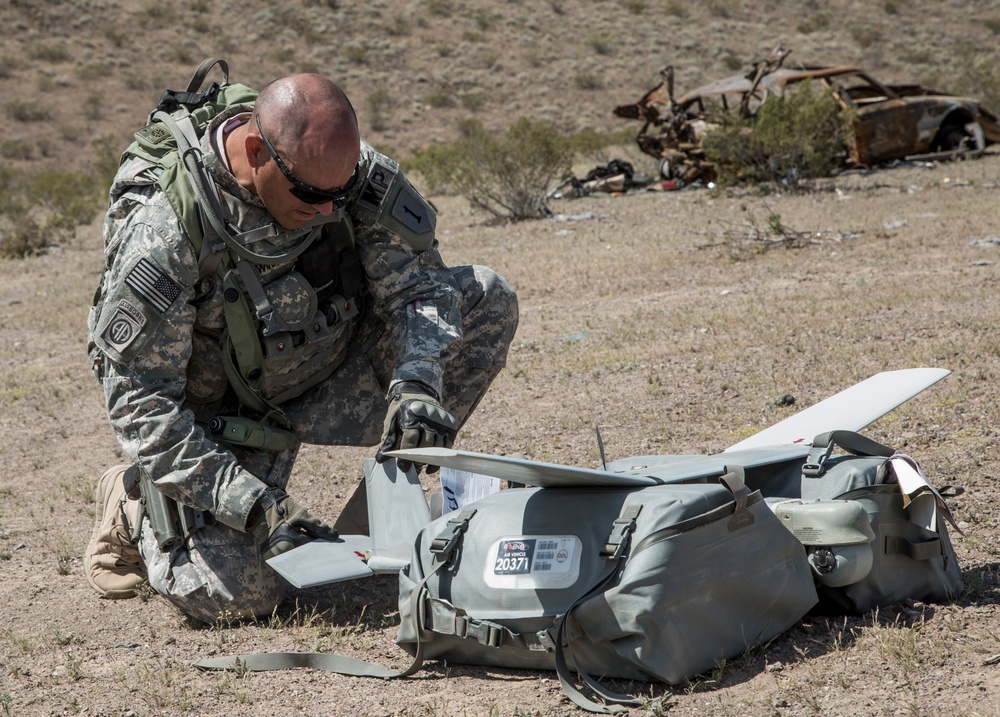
[{"x1": 397, "y1": 467, "x2": 818, "y2": 713}]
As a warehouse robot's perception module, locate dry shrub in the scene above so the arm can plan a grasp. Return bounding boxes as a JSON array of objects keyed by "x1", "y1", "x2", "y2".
[
  {"x1": 408, "y1": 118, "x2": 573, "y2": 221},
  {"x1": 703, "y1": 81, "x2": 853, "y2": 187}
]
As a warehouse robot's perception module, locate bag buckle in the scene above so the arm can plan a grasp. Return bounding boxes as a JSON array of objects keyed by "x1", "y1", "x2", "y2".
[
  {"x1": 602, "y1": 505, "x2": 642, "y2": 560},
  {"x1": 430, "y1": 508, "x2": 477, "y2": 559},
  {"x1": 802, "y1": 462, "x2": 825, "y2": 477},
  {"x1": 456, "y1": 616, "x2": 504, "y2": 648}
]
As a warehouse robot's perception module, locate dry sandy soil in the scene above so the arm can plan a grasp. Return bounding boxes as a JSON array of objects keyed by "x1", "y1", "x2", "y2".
[{"x1": 2, "y1": 1, "x2": 1000, "y2": 716}]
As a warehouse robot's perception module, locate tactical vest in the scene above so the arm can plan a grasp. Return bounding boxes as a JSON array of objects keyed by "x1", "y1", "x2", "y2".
[{"x1": 106, "y1": 58, "x2": 365, "y2": 444}]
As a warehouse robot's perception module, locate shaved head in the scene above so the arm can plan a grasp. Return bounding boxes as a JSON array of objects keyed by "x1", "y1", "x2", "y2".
[
  {"x1": 252, "y1": 74, "x2": 359, "y2": 166},
  {"x1": 233, "y1": 73, "x2": 362, "y2": 229}
]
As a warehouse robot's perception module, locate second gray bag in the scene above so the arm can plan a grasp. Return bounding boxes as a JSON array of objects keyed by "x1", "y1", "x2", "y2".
[{"x1": 397, "y1": 468, "x2": 818, "y2": 712}]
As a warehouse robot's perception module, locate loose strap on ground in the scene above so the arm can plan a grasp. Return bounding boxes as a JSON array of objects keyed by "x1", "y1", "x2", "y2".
[{"x1": 195, "y1": 651, "x2": 403, "y2": 677}]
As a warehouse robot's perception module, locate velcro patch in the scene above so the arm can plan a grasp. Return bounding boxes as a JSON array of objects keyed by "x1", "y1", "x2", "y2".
[
  {"x1": 357, "y1": 161, "x2": 397, "y2": 213},
  {"x1": 126, "y1": 257, "x2": 181, "y2": 314},
  {"x1": 102, "y1": 299, "x2": 147, "y2": 353},
  {"x1": 392, "y1": 184, "x2": 433, "y2": 234},
  {"x1": 134, "y1": 123, "x2": 172, "y2": 147}
]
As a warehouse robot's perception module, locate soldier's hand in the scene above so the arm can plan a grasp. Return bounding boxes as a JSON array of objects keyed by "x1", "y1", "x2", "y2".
[
  {"x1": 376, "y1": 381, "x2": 458, "y2": 473},
  {"x1": 250, "y1": 488, "x2": 339, "y2": 561}
]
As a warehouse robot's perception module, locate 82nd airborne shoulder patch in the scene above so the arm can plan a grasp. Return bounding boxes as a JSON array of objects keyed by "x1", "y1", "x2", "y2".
[{"x1": 102, "y1": 299, "x2": 147, "y2": 354}]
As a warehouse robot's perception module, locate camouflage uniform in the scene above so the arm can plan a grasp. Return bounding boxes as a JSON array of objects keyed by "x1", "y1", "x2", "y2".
[{"x1": 88, "y1": 107, "x2": 518, "y2": 623}]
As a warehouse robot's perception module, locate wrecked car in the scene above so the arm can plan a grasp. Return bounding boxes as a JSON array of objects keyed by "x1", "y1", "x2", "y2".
[{"x1": 614, "y1": 48, "x2": 1000, "y2": 183}]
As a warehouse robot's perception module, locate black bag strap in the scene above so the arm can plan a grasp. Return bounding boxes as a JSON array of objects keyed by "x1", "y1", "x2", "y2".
[{"x1": 803, "y1": 430, "x2": 896, "y2": 477}]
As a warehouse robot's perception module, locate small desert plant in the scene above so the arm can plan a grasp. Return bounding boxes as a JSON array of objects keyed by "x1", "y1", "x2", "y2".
[
  {"x1": 427, "y1": 0, "x2": 452, "y2": 17},
  {"x1": 0, "y1": 163, "x2": 104, "y2": 258},
  {"x1": 460, "y1": 92, "x2": 484, "y2": 112},
  {"x1": 367, "y1": 85, "x2": 391, "y2": 132},
  {"x1": 27, "y1": 42, "x2": 71, "y2": 62},
  {"x1": 1, "y1": 139, "x2": 33, "y2": 160},
  {"x1": 424, "y1": 87, "x2": 455, "y2": 109},
  {"x1": 344, "y1": 44, "x2": 367, "y2": 64},
  {"x1": 0, "y1": 56, "x2": 20, "y2": 78},
  {"x1": 703, "y1": 80, "x2": 853, "y2": 187},
  {"x1": 585, "y1": 31, "x2": 614, "y2": 56},
  {"x1": 408, "y1": 117, "x2": 573, "y2": 221},
  {"x1": 7, "y1": 101, "x2": 51, "y2": 123},
  {"x1": 574, "y1": 72, "x2": 604, "y2": 91},
  {"x1": 665, "y1": 0, "x2": 688, "y2": 18}
]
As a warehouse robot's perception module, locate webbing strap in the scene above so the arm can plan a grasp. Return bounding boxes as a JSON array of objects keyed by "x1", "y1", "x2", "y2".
[
  {"x1": 601, "y1": 504, "x2": 641, "y2": 559},
  {"x1": 886, "y1": 535, "x2": 942, "y2": 561},
  {"x1": 194, "y1": 520, "x2": 468, "y2": 680},
  {"x1": 552, "y1": 561, "x2": 638, "y2": 714},
  {"x1": 184, "y1": 58, "x2": 230, "y2": 95},
  {"x1": 429, "y1": 508, "x2": 478, "y2": 557},
  {"x1": 719, "y1": 465, "x2": 756, "y2": 533},
  {"x1": 194, "y1": 649, "x2": 401, "y2": 678},
  {"x1": 804, "y1": 430, "x2": 895, "y2": 477}
]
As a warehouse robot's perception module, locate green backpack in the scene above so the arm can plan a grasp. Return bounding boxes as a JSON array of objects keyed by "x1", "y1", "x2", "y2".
[{"x1": 122, "y1": 58, "x2": 259, "y2": 270}]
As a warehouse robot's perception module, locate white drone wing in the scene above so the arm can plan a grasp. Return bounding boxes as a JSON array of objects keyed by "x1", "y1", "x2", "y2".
[{"x1": 724, "y1": 368, "x2": 950, "y2": 451}]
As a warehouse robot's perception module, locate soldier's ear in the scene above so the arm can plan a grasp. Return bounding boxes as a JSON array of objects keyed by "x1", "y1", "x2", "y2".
[{"x1": 245, "y1": 131, "x2": 266, "y2": 169}]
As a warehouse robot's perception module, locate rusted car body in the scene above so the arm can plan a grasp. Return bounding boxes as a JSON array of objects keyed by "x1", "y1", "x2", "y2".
[{"x1": 614, "y1": 52, "x2": 1000, "y2": 183}]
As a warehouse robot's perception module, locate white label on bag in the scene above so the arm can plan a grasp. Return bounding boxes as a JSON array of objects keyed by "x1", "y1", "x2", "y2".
[{"x1": 484, "y1": 535, "x2": 581, "y2": 589}]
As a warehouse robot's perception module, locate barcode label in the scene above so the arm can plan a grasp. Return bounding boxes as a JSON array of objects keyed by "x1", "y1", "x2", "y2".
[{"x1": 485, "y1": 535, "x2": 581, "y2": 589}]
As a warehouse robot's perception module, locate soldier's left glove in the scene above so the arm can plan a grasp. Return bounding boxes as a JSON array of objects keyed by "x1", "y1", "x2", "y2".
[
  {"x1": 249, "y1": 487, "x2": 339, "y2": 561},
  {"x1": 376, "y1": 381, "x2": 458, "y2": 472}
]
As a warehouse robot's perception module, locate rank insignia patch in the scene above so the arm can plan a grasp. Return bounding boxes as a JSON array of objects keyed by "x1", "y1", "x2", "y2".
[{"x1": 126, "y1": 257, "x2": 181, "y2": 314}]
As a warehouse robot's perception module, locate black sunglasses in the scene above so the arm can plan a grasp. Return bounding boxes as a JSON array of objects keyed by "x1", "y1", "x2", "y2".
[{"x1": 255, "y1": 114, "x2": 359, "y2": 206}]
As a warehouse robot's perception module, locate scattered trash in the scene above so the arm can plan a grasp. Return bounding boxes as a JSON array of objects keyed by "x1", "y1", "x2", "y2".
[
  {"x1": 549, "y1": 212, "x2": 608, "y2": 222},
  {"x1": 548, "y1": 159, "x2": 657, "y2": 200}
]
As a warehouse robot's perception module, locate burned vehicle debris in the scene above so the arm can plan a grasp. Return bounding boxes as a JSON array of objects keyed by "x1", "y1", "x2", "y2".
[{"x1": 614, "y1": 49, "x2": 1000, "y2": 184}]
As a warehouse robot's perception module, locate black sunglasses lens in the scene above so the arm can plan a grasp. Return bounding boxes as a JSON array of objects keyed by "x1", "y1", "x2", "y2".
[
  {"x1": 290, "y1": 186, "x2": 336, "y2": 205},
  {"x1": 288, "y1": 166, "x2": 359, "y2": 205}
]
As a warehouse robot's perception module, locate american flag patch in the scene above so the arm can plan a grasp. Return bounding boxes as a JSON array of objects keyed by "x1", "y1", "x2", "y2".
[{"x1": 125, "y1": 257, "x2": 181, "y2": 314}]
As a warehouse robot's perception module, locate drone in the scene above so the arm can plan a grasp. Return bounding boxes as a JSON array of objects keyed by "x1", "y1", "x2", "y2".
[{"x1": 266, "y1": 367, "x2": 950, "y2": 589}]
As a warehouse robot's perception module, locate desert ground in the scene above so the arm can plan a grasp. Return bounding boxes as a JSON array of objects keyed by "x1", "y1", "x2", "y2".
[{"x1": 2, "y1": 1, "x2": 1000, "y2": 715}]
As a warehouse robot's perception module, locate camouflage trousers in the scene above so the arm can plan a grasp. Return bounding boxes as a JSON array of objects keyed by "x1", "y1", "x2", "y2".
[{"x1": 139, "y1": 265, "x2": 518, "y2": 623}]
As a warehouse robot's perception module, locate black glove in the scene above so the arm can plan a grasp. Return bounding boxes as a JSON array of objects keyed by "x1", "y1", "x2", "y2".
[
  {"x1": 376, "y1": 381, "x2": 458, "y2": 472},
  {"x1": 250, "y1": 488, "x2": 339, "y2": 561}
]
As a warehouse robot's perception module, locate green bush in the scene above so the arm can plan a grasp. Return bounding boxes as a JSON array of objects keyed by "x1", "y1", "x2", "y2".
[
  {"x1": 0, "y1": 162, "x2": 105, "y2": 259},
  {"x1": 7, "y1": 101, "x2": 51, "y2": 122},
  {"x1": 408, "y1": 118, "x2": 573, "y2": 221},
  {"x1": 702, "y1": 81, "x2": 853, "y2": 187}
]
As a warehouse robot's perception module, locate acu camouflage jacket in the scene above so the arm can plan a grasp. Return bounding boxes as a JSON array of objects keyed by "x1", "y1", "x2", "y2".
[{"x1": 87, "y1": 107, "x2": 462, "y2": 531}]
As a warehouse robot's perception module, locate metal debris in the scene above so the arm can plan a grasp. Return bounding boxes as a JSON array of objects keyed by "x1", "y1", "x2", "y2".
[{"x1": 613, "y1": 47, "x2": 1000, "y2": 184}]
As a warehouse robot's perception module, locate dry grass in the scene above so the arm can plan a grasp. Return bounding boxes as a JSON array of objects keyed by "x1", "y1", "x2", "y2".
[{"x1": 2, "y1": 1, "x2": 1000, "y2": 715}]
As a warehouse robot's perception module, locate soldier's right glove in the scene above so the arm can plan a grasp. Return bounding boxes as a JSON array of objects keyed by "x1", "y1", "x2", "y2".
[
  {"x1": 375, "y1": 381, "x2": 458, "y2": 473},
  {"x1": 249, "y1": 487, "x2": 339, "y2": 561}
]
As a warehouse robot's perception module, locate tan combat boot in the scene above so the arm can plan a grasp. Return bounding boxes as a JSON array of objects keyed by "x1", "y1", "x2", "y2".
[{"x1": 84, "y1": 465, "x2": 146, "y2": 599}]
